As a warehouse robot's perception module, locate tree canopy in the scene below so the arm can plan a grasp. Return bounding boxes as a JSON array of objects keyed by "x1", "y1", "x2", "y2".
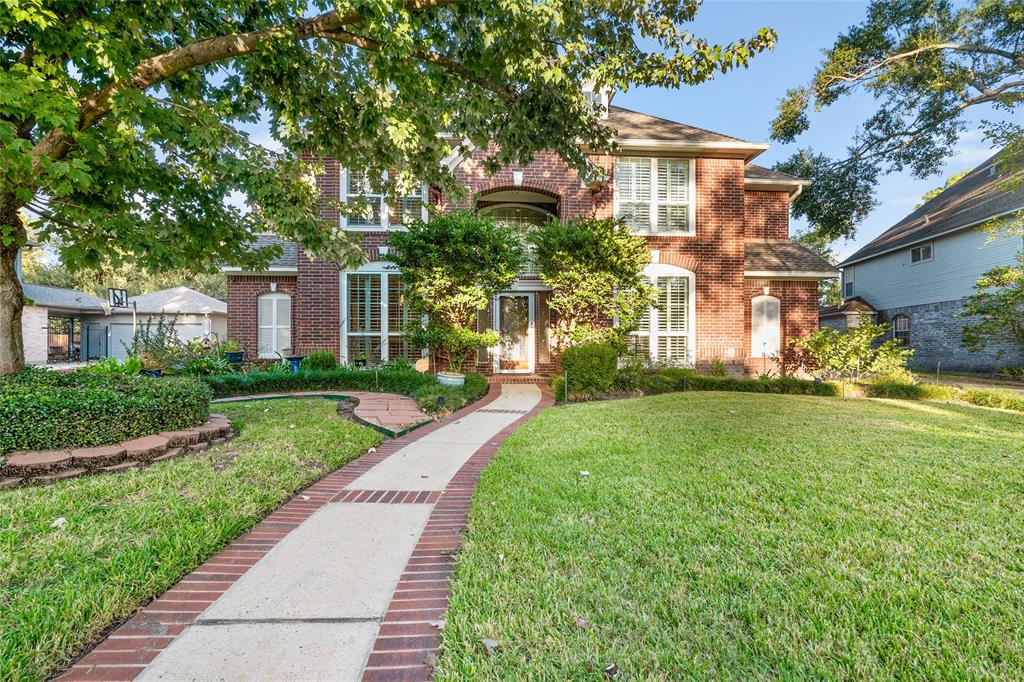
[
  {"x1": 0, "y1": 0, "x2": 776, "y2": 373},
  {"x1": 771, "y1": 0, "x2": 1023, "y2": 243}
]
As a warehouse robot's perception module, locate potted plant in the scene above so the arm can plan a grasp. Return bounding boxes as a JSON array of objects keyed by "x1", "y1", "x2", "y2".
[
  {"x1": 139, "y1": 349, "x2": 164, "y2": 377},
  {"x1": 220, "y1": 338, "x2": 245, "y2": 364},
  {"x1": 408, "y1": 323, "x2": 497, "y2": 388}
]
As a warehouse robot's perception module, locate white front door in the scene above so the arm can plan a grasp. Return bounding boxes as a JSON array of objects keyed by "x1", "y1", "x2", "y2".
[{"x1": 493, "y1": 293, "x2": 534, "y2": 373}]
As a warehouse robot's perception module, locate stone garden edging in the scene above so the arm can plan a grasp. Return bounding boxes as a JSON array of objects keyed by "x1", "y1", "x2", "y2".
[{"x1": 0, "y1": 414, "x2": 236, "y2": 490}]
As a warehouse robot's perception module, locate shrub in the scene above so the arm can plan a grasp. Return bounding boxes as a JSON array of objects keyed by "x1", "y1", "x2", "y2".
[
  {"x1": 961, "y1": 387, "x2": 1024, "y2": 412},
  {"x1": 561, "y1": 343, "x2": 618, "y2": 395},
  {"x1": 201, "y1": 367, "x2": 437, "y2": 399},
  {"x1": 708, "y1": 359, "x2": 727, "y2": 377},
  {"x1": 0, "y1": 369, "x2": 210, "y2": 454},
  {"x1": 81, "y1": 355, "x2": 143, "y2": 376},
  {"x1": 414, "y1": 373, "x2": 489, "y2": 414},
  {"x1": 793, "y1": 314, "x2": 914, "y2": 382},
  {"x1": 301, "y1": 350, "x2": 338, "y2": 371}
]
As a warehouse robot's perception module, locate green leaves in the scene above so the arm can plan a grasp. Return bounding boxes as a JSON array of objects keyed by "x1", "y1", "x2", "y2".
[{"x1": 959, "y1": 252, "x2": 1024, "y2": 354}]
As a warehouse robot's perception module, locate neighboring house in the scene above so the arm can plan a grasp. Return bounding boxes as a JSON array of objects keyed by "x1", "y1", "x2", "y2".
[
  {"x1": 16, "y1": 245, "x2": 226, "y2": 363},
  {"x1": 818, "y1": 297, "x2": 878, "y2": 331},
  {"x1": 103, "y1": 287, "x2": 228, "y2": 360},
  {"x1": 226, "y1": 96, "x2": 837, "y2": 376},
  {"x1": 835, "y1": 149, "x2": 1024, "y2": 372}
]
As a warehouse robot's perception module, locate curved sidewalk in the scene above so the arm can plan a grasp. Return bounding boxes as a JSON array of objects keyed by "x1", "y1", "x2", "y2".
[{"x1": 61, "y1": 382, "x2": 553, "y2": 682}]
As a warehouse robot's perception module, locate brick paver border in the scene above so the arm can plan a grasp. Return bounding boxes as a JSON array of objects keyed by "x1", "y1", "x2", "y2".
[
  {"x1": 361, "y1": 383, "x2": 556, "y2": 682},
  {"x1": 58, "y1": 384, "x2": 505, "y2": 682}
]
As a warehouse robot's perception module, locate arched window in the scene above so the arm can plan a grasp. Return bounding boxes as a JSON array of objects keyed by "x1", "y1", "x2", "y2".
[
  {"x1": 478, "y1": 203, "x2": 554, "y2": 226},
  {"x1": 629, "y1": 263, "x2": 695, "y2": 365},
  {"x1": 751, "y1": 295, "x2": 781, "y2": 357},
  {"x1": 892, "y1": 314, "x2": 910, "y2": 345},
  {"x1": 258, "y1": 292, "x2": 291, "y2": 358}
]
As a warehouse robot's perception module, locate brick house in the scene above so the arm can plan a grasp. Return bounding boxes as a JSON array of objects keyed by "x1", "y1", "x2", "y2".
[{"x1": 225, "y1": 100, "x2": 837, "y2": 376}]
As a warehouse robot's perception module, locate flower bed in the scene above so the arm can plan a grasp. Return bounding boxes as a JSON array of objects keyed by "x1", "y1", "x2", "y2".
[{"x1": 0, "y1": 368, "x2": 211, "y2": 456}]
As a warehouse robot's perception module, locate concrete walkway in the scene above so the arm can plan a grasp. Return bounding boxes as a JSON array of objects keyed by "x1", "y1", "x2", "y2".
[{"x1": 63, "y1": 383, "x2": 547, "y2": 682}]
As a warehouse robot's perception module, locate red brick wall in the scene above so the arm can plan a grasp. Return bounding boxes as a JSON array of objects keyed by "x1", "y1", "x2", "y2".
[
  {"x1": 649, "y1": 157, "x2": 747, "y2": 372},
  {"x1": 226, "y1": 275, "x2": 297, "y2": 360},
  {"x1": 743, "y1": 279, "x2": 820, "y2": 374},
  {"x1": 744, "y1": 190, "x2": 790, "y2": 240}
]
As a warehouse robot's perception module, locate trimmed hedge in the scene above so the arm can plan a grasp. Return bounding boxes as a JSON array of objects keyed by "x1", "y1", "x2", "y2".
[
  {"x1": 1, "y1": 368, "x2": 210, "y2": 455},
  {"x1": 556, "y1": 366, "x2": 838, "y2": 401},
  {"x1": 561, "y1": 343, "x2": 618, "y2": 393},
  {"x1": 201, "y1": 367, "x2": 437, "y2": 398}
]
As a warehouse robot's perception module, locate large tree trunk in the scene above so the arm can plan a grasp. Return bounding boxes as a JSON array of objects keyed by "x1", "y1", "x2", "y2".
[{"x1": 0, "y1": 196, "x2": 26, "y2": 375}]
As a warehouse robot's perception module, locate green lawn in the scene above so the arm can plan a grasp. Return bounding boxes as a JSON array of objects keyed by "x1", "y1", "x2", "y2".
[
  {"x1": 0, "y1": 399, "x2": 380, "y2": 681},
  {"x1": 438, "y1": 393, "x2": 1024, "y2": 680}
]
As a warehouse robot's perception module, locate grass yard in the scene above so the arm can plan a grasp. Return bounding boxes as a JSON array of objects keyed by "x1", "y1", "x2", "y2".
[
  {"x1": 0, "y1": 398, "x2": 380, "y2": 681},
  {"x1": 438, "y1": 393, "x2": 1024, "y2": 680}
]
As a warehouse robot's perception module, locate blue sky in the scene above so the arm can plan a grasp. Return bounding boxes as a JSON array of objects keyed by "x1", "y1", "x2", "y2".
[{"x1": 614, "y1": 0, "x2": 999, "y2": 259}]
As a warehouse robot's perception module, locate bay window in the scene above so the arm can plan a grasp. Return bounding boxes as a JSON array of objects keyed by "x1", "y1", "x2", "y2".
[{"x1": 615, "y1": 157, "x2": 695, "y2": 235}]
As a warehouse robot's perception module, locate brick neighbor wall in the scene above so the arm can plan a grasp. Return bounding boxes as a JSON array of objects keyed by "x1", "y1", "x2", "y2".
[
  {"x1": 744, "y1": 191, "x2": 790, "y2": 240},
  {"x1": 226, "y1": 275, "x2": 298, "y2": 360}
]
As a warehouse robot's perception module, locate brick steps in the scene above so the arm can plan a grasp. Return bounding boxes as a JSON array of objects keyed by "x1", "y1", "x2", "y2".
[{"x1": 0, "y1": 415, "x2": 236, "y2": 489}]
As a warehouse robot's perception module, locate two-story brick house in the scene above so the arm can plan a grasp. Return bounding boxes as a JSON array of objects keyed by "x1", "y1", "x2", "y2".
[{"x1": 225, "y1": 101, "x2": 837, "y2": 376}]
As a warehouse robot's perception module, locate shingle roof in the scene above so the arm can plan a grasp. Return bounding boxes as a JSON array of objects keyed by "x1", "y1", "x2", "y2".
[
  {"x1": 841, "y1": 149, "x2": 1024, "y2": 266},
  {"x1": 22, "y1": 283, "x2": 105, "y2": 311},
  {"x1": 128, "y1": 287, "x2": 226, "y2": 315},
  {"x1": 820, "y1": 296, "x2": 877, "y2": 317},
  {"x1": 606, "y1": 106, "x2": 751, "y2": 144},
  {"x1": 252, "y1": 233, "x2": 298, "y2": 268},
  {"x1": 744, "y1": 164, "x2": 809, "y2": 184},
  {"x1": 745, "y1": 239, "x2": 839, "y2": 277}
]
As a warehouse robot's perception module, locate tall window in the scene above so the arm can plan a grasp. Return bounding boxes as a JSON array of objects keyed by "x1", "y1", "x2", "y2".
[
  {"x1": 479, "y1": 203, "x2": 555, "y2": 274},
  {"x1": 892, "y1": 314, "x2": 910, "y2": 345},
  {"x1": 258, "y1": 292, "x2": 291, "y2": 358},
  {"x1": 843, "y1": 267, "x2": 855, "y2": 298},
  {"x1": 342, "y1": 270, "x2": 416, "y2": 364},
  {"x1": 630, "y1": 265, "x2": 694, "y2": 364},
  {"x1": 751, "y1": 295, "x2": 781, "y2": 357},
  {"x1": 341, "y1": 169, "x2": 427, "y2": 230},
  {"x1": 615, "y1": 157, "x2": 694, "y2": 234}
]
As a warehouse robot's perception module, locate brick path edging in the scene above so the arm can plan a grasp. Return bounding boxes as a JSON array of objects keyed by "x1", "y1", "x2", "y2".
[
  {"x1": 361, "y1": 383, "x2": 556, "y2": 682},
  {"x1": 58, "y1": 383, "x2": 504, "y2": 682}
]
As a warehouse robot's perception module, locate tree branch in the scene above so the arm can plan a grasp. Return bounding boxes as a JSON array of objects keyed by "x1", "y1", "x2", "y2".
[
  {"x1": 30, "y1": 0, "x2": 458, "y2": 170},
  {"x1": 822, "y1": 42, "x2": 1023, "y2": 87}
]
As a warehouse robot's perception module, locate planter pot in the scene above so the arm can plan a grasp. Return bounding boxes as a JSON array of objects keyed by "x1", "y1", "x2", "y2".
[
  {"x1": 437, "y1": 371, "x2": 465, "y2": 388},
  {"x1": 285, "y1": 355, "x2": 304, "y2": 374},
  {"x1": 141, "y1": 368, "x2": 163, "y2": 378},
  {"x1": 224, "y1": 351, "x2": 244, "y2": 364}
]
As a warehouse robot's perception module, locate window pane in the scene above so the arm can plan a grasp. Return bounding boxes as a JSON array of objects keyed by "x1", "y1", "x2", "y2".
[
  {"x1": 388, "y1": 337, "x2": 419, "y2": 362},
  {"x1": 476, "y1": 305, "x2": 491, "y2": 364},
  {"x1": 388, "y1": 276, "x2": 411, "y2": 333},
  {"x1": 617, "y1": 158, "x2": 651, "y2": 230},
  {"x1": 348, "y1": 274, "x2": 381, "y2": 333},
  {"x1": 347, "y1": 336, "x2": 382, "y2": 364},
  {"x1": 657, "y1": 205, "x2": 689, "y2": 232},
  {"x1": 658, "y1": 335, "x2": 688, "y2": 362},
  {"x1": 393, "y1": 197, "x2": 422, "y2": 226},
  {"x1": 627, "y1": 334, "x2": 651, "y2": 360},
  {"x1": 348, "y1": 199, "x2": 382, "y2": 227},
  {"x1": 658, "y1": 277, "x2": 688, "y2": 333},
  {"x1": 657, "y1": 159, "x2": 688, "y2": 203},
  {"x1": 619, "y1": 202, "x2": 650, "y2": 231}
]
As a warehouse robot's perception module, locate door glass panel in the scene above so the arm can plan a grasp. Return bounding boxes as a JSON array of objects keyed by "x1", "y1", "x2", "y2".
[{"x1": 498, "y1": 296, "x2": 530, "y2": 371}]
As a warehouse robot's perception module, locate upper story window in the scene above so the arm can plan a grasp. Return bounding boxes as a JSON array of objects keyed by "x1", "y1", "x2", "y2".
[
  {"x1": 341, "y1": 169, "x2": 428, "y2": 230},
  {"x1": 843, "y1": 267, "x2": 854, "y2": 298},
  {"x1": 614, "y1": 157, "x2": 695, "y2": 235},
  {"x1": 910, "y1": 243, "x2": 933, "y2": 264}
]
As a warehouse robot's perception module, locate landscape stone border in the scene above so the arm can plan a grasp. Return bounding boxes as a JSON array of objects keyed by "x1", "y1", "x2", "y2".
[{"x1": 0, "y1": 414, "x2": 236, "y2": 490}]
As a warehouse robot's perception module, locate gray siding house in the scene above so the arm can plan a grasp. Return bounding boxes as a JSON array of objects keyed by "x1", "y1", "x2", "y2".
[{"x1": 833, "y1": 150, "x2": 1024, "y2": 372}]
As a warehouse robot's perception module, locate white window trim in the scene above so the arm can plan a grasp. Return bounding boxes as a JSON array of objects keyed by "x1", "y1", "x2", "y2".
[
  {"x1": 339, "y1": 261, "x2": 421, "y2": 364},
  {"x1": 910, "y1": 242, "x2": 933, "y2": 264},
  {"x1": 750, "y1": 295, "x2": 781, "y2": 358},
  {"x1": 340, "y1": 168, "x2": 429, "y2": 232},
  {"x1": 257, "y1": 292, "x2": 291, "y2": 359},
  {"x1": 631, "y1": 262, "x2": 696, "y2": 365},
  {"x1": 613, "y1": 157, "x2": 696, "y2": 236}
]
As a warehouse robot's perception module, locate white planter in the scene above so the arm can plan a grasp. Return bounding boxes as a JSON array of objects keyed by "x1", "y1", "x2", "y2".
[{"x1": 437, "y1": 371, "x2": 465, "y2": 388}]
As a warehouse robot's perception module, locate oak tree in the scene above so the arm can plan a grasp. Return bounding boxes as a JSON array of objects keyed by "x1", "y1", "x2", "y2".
[{"x1": 0, "y1": 0, "x2": 775, "y2": 373}]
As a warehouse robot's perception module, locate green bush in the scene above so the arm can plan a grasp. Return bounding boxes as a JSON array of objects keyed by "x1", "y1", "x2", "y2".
[
  {"x1": 414, "y1": 373, "x2": 489, "y2": 414},
  {"x1": 201, "y1": 367, "x2": 437, "y2": 398},
  {"x1": 300, "y1": 350, "x2": 338, "y2": 371},
  {"x1": 0, "y1": 369, "x2": 210, "y2": 454},
  {"x1": 561, "y1": 343, "x2": 618, "y2": 394},
  {"x1": 961, "y1": 387, "x2": 1024, "y2": 412}
]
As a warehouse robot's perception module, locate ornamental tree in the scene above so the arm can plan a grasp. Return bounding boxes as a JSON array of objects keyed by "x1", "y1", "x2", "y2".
[
  {"x1": 959, "y1": 253, "x2": 1024, "y2": 356},
  {"x1": 529, "y1": 217, "x2": 655, "y2": 350},
  {"x1": 385, "y1": 211, "x2": 523, "y2": 372},
  {"x1": 771, "y1": 0, "x2": 1023, "y2": 243},
  {"x1": 0, "y1": 1, "x2": 776, "y2": 374}
]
